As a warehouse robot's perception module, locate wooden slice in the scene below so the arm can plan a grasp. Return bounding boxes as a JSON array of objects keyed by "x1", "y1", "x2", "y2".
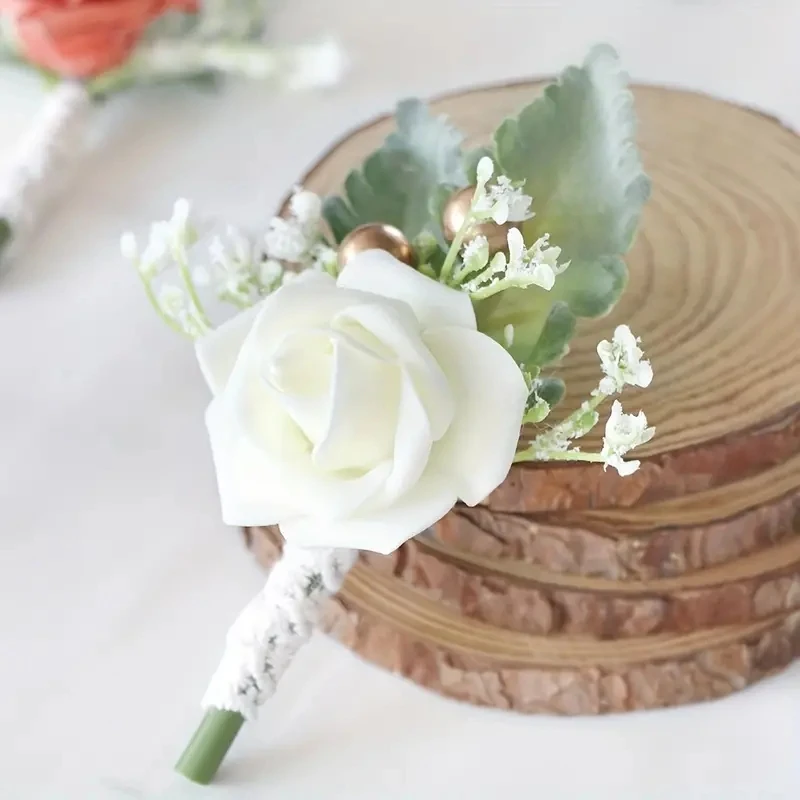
[
  {"x1": 298, "y1": 85, "x2": 800, "y2": 512},
  {"x1": 434, "y1": 468, "x2": 800, "y2": 580},
  {"x1": 248, "y1": 528, "x2": 800, "y2": 714}
]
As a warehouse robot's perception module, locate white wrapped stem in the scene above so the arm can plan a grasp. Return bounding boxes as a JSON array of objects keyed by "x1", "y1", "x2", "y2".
[
  {"x1": 0, "y1": 81, "x2": 93, "y2": 270},
  {"x1": 202, "y1": 544, "x2": 357, "y2": 720}
]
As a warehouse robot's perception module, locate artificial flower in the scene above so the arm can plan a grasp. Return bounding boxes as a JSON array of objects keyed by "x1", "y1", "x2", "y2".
[
  {"x1": 597, "y1": 324, "x2": 654, "y2": 395},
  {"x1": 195, "y1": 250, "x2": 528, "y2": 554},
  {"x1": 600, "y1": 399, "x2": 655, "y2": 476},
  {"x1": 0, "y1": 0, "x2": 198, "y2": 78}
]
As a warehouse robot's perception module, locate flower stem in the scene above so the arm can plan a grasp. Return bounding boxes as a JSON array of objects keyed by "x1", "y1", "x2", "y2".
[
  {"x1": 515, "y1": 449, "x2": 605, "y2": 464},
  {"x1": 514, "y1": 392, "x2": 609, "y2": 463},
  {"x1": 138, "y1": 272, "x2": 190, "y2": 338},
  {"x1": 440, "y1": 189, "x2": 481, "y2": 285},
  {"x1": 175, "y1": 708, "x2": 245, "y2": 785},
  {"x1": 467, "y1": 276, "x2": 515, "y2": 300},
  {"x1": 174, "y1": 250, "x2": 212, "y2": 332}
]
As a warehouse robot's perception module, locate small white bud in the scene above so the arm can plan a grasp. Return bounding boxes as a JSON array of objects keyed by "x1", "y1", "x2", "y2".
[
  {"x1": 289, "y1": 189, "x2": 322, "y2": 227},
  {"x1": 476, "y1": 156, "x2": 494, "y2": 186},
  {"x1": 259, "y1": 259, "x2": 284, "y2": 287},
  {"x1": 172, "y1": 198, "x2": 190, "y2": 228},
  {"x1": 503, "y1": 324, "x2": 515, "y2": 348},
  {"x1": 120, "y1": 233, "x2": 138, "y2": 261}
]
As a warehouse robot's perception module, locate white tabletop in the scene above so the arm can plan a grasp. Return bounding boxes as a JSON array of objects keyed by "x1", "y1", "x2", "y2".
[{"x1": 2, "y1": 2, "x2": 800, "y2": 798}]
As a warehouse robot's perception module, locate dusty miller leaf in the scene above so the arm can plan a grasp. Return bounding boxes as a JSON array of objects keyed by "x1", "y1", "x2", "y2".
[
  {"x1": 323, "y1": 99, "x2": 468, "y2": 243},
  {"x1": 495, "y1": 44, "x2": 650, "y2": 261},
  {"x1": 525, "y1": 302, "x2": 576, "y2": 366},
  {"x1": 481, "y1": 44, "x2": 648, "y2": 367}
]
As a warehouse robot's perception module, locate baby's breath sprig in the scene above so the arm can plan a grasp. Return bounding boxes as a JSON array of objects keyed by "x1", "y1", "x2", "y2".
[
  {"x1": 438, "y1": 157, "x2": 568, "y2": 300},
  {"x1": 439, "y1": 156, "x2": 535, "y2": 285},
  {"x1": 122, "y1": 188, "x2": 337, "y2": 339},
  {"x1": 121, "y1": 199, "x2": 211, "y2": 339},
  {"x1": 461, "y1": 228, "x2": 568, "y2": 299},
  {"x1": 515, "y1": 324, "x2": 654, "y2": 475}
]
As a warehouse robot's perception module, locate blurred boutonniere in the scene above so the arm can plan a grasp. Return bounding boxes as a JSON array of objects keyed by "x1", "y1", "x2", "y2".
[
  {"x1": 122, "y1": 45, "x2": 652, "y2": 785},
  {"x1": 0, "y1": 0, "x2": 346, "y2": 270}
]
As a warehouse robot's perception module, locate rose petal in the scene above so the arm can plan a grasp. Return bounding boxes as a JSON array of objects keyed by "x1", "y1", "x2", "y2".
[
  {"x1": 312, "y1": 333, "x2": 400, "y2": 471},
  {"x1": 337, "y1": 250, "x2": 476, "y2": 331},
  {"x1": 424, "y1": 327, "x2": 527, "y2": 505},
  {"x1": 195, "y1": 301, "x2": 263, "y2": 396},
  {"x1": 264, "y1": 328, "x2": 334, "y2": 445},
  {"x1": 206, "y1": 400, "x2": 392, "y2": 526},
  {"x1": 279, "y1": 468, "x2": 457, "y2": 554},
  {"x1": 380, "y1": 369, "x2": 432, "y2": 504},
  {"x1": 332, "y1": 303, "x2": 454, "y2": 440},
  {"x1": 223, "y1": 275, "x2": 352, "y2": 452},
  {"x1": 205, "y1": 399, "x2": 297, "y2": 526}
]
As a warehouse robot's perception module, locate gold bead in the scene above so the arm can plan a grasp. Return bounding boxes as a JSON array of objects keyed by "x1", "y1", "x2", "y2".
[
  {"x1": 337, "y1": 223, "x2": 416, "y2": 269},
  {"x1": 441, "y1": 186, "x2": 510, "y2": 255}
]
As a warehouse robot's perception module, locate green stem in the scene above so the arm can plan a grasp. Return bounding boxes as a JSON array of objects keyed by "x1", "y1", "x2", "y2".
[
  {"x1": 515, "y1": 448, "x2": 605, "y2": 464},
  {"x1": 440, "y1": 189, "x2": 481, "y2": 285},
  {"x1": 174, "y1": 250, "x2": 212, "y2": 332},
  {"x1": 89, "y1": 41, "x2": 286, "y2": 97},
  {"x1": 514, "y1": 392, "x2": 609, "y2": 464},
  {"x1": 138, "y1": 272, "x2": 190, "y2": 338},
  {"x1": 175, "y1": 708, "x2": 246, "y2": 785},
  {"x1": 467, "y1": 276, "x2": 515, "y2": 300}
]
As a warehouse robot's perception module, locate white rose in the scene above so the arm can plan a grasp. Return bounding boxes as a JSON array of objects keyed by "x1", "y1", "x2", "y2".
[{"x1": 195, "y1": 250, "x2": 528, "y2": 554}]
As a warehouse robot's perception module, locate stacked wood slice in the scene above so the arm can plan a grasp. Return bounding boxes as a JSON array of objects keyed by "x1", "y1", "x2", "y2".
[{"x1": 247, "y1": 83, "x2": 800, "y2": 713}]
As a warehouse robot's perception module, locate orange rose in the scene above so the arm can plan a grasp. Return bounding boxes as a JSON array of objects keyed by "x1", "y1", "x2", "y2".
[{"x1": 0, "y1": 0, "x2": 199, "y2": 78}]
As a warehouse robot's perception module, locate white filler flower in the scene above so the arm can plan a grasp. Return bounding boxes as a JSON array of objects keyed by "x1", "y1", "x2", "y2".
[
  {"x1": 597, "y1": 324, "x2": 653, "y2": 395},
  {"x1": 601, "y1": 400, "x2": 655, "y2": 476},
  {"x1": 195, "y1": 250, "x2": 528, "y2": 553}
]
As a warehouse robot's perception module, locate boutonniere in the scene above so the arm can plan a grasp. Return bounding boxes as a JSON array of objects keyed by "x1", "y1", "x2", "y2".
[
  {"x1": 0, "y1": 0, "x2": 345, "y2": 269},
  {"x1": 122, "y1": 44, "x2": 652, "y2": 784}
]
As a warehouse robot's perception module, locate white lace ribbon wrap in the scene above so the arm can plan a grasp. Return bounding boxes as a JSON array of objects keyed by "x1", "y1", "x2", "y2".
[
  {"x1": 0, "y1": 81, "x2": 93, "y2": 269},
  {"x1": 202, "y1": 544, "x2": 357, "y2": 719}
]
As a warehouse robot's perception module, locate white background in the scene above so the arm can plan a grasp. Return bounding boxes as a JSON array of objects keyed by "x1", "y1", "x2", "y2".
[{"x1": 2, "y1": 1, "x2": 800, "y2": 798}]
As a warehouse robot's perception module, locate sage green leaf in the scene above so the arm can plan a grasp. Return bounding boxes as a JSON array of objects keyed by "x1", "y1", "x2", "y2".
[
  {"x1": 481, "y1": 44, "x2": 648, "y2": 373},
  {"x1": 535, "y1": 377, "x2": 565, "y2": 408},
  {"x1": 0, "y1": 218, "x2": 11, "y2": 259},
  {"x1": 475, "y1": 253, "x2": 626, "y2": 364},
  {"x1": 551, "y1": 253, "x2": 627, "y2": 318},
  {"x1": 475, "y1": 287, "x2": 550, "y2": 364},
  {"x1": 322, "y1": 99, "x2": 468, "y2": 243},
  {"x1": 526, "y1": 302, "x2": 576, "y2": 366},
  {"x1": 494, "y1": 44, "x2": 650, "y2": 261}
]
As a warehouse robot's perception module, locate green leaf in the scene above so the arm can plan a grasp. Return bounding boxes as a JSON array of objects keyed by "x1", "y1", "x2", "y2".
[
  {"x1": 322, "y1": 99, "x2": 468, "y2": 243},
  {"x1": 475, "y1": 286, "x2": 551, "y2": 363},
  {"x1": 526, "y1": 302, "x2": 576, "y2": 366},
  {"x1": 0, "y1": 218, "x2": 11, "y2": 260},
  {"x1": 482, "y1": 44, "x2": 648, "y2": 373},
  {"x1": 475, "y1": 253, "x2": 626, "y2": 365},
  {"x1": 495, "y1": 44, "x2": 650, "y2": 261},
  {"x1": 550, "y1": 253, "x2": 627, "y2": 318},
  {"x1": 536, "y1": 377, "x2": 565, "y2": 408}
]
